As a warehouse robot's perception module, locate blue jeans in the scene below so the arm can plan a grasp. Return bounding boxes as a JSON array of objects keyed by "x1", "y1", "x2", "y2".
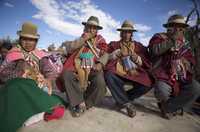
[{"x1": 104, "y1": 71, "x2": 152, "y2": 106}]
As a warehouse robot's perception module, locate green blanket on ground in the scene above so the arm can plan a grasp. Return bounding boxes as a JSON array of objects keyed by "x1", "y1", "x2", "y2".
[{"x1": 0, "y1": 78, "x2": 64, "y2": 132}]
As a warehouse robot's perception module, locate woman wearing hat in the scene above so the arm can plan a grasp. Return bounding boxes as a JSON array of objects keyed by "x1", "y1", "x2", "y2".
[
  {"x1": 0, "y1": 22, "x2": 64, "y2": 132},
  {"x1": 59, "y1": 16, "x2": 108, "y2": 117},
  {"x1": 148, "y1": 14, "x2": 200, "y2": 119},
  {"x1": 104, "y1": 20, "x2": 152, "y2": 118}
]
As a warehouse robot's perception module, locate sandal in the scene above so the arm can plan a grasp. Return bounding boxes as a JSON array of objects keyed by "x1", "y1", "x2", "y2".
[
  {"x1": 70, "y1": 106, "x2": 81, "y2": 117},
  {"x1": 79, "y1": 102, "x2": 86, "y2": 113},
  {"x1": 174, "y1": 108, "x2": 184, "y2": 116},
  {"x1": 125, "y1": 103, "x2": 136, "y2": 118}
]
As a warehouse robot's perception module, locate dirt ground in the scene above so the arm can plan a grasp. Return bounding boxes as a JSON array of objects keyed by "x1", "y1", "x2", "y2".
[{"x1": 18, "y1": 92, "x2": 200, "y2": 132}]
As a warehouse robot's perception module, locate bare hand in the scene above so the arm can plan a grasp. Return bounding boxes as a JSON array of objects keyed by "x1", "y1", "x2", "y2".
[
  {"x1": 93, "y1": 63, "x2": 103, "y2": 71},
  {"x1": 182, "y1": 58, "x2": 192, "y2": 73},
  {"x1": 121, "y1": 50, "x2": 129, "y2": 56},
  {"x1": 83, "y1": 33, "x2": 95, "y2": 41},
  {"x1": 46, "y1": 80, "x2": 52, "y2": 95},
  {"x1": 131, "y1": 52, "x2": 138, "y2": 61},
  {"x1": 110, "y1": 49, "x2": 121, "y2": 59},
  {"x1": 170, "y1": 47, "x2": 179, "y2": 52},
  {"x1": 170, "y1": 50, "x2": 179, "y2": 60}
]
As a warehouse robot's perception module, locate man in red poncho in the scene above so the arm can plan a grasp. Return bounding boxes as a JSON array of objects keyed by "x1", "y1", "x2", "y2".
[
  {"x1": 104, "y1": 20, "x2": 152, "y2": 118},
  {"x1": 60, "y1": 16, "x2": 109, "y2": 117},
  {"x1": 148, "y1": 14, "x2": 200, "y2": 119}
]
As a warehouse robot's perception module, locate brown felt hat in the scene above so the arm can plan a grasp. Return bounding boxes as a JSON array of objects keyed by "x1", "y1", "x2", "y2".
[
  {"x1": 163, "y1": 14, "x2": 189, "y2": 28},
  {"x1": 82, "y1": 16, "x2": 103, "y2": 30},
  {"x1": 17, "y1": 22, "x2": 40, "y2": 39},
  {"x1": 117, "y1": 20, "x2": 137, "y2": 32}
]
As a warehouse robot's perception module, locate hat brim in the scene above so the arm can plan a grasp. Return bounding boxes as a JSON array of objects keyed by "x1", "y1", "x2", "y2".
[
  {"x1": 82, "y1": 22, "x2": 103, "y2": 30},
  {"x1": 163, "y1": 22, "x2": 189, "y2": 28},
  {"x1": 117, "y1": 28, "x2": 137, "y2": 32},
  {"x1": 17, "y1": 31, "x2": 40, "y2": 39}
]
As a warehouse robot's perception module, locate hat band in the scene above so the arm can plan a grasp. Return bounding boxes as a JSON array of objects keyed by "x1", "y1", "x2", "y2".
[
  {"x1": 117, "y1": 27, "x2": 137, "y2": 31},
  {"x1": 17, "y1": 31, "x2": 40, "y2": 39},
  {"x1": 86, "y1": 21, "x2": 99, "y2": 26},
  {"x1": 168, "y1": 18, "x2": 186, "y2": 24}
]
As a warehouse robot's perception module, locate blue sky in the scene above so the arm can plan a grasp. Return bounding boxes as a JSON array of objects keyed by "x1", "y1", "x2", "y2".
[{"x1": 0, "y1": 0, "x2": 199, "y2": 49}]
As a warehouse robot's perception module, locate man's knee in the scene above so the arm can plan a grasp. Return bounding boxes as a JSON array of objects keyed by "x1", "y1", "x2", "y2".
[
  {"x1": 104, "y1": 71, "x2": 116, "y2": 82},
  {"x1": 154, "y1": 81, "x2": 172, "y2": 101},
  {"x1": 62, "y1": 70, "x2": 75, "y2": 81},
  {"x1": 190, "y1": 79, "x2": 200, "y2": 96},
  {"x1": 93, "y1": 71, "x2": 106, "y2": 86}
]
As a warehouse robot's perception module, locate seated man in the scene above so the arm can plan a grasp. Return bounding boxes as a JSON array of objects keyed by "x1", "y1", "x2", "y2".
[
  {"x1": 105, "y1": 20, "x2": 152, "y2": 118},
  {"x1": 60, "y1": 16, "x2": 109, "y2": 117},
  {"x1": 148, "y1": 14, "x2": 200, "y2": 119}
]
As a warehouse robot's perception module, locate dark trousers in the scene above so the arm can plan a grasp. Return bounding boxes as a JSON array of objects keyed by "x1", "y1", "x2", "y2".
[
  {"x1": 61, "y1": 70, "x2": 107, "y2": 108},
  {"x1": 154, "y1": 80, "x2": 200, "y2": 113},
  {"x1": 104, "y1": 71, "x2": 152, "y2": 106}
]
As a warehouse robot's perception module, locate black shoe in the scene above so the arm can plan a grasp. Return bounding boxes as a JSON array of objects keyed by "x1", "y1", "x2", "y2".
[
  {"x1": 158, "y1": 102, "x2": 173, "y2": 120},
  {"x1": 115, "y1": 102, "x2": 125, "y2": 110},
  {"x1": 157, "y1": 102, "x2": 161, "y2": 110}
]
